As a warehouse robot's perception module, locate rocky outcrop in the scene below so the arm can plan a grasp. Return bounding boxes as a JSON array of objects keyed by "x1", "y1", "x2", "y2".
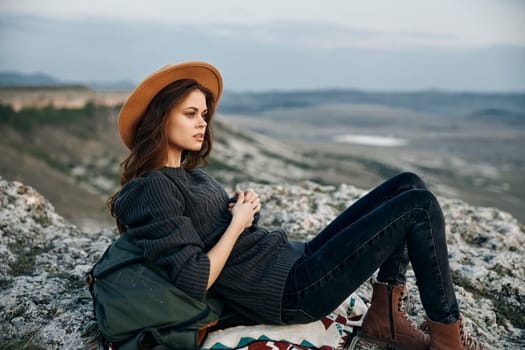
[
  {"x1": 1, "y1": 177, "x2": 524, "y2": 349},
  {"x1": 0, "y1": 177, "x2": 115, "y2": 349}
]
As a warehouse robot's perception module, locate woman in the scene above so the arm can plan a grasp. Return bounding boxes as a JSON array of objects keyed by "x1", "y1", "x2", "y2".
[{"x1": 109, "y1": 62, "x2": 487, "y2": 350}]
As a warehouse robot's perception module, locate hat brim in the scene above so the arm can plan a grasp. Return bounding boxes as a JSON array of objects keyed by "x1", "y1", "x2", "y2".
[{"x1": 118, "y1": 61, "x2": 223, "y2": 149}]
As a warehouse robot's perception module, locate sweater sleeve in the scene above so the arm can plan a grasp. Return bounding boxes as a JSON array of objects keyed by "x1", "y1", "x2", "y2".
[{"x1": 114, "y1": 174, "x2": 210, "y2": 301}]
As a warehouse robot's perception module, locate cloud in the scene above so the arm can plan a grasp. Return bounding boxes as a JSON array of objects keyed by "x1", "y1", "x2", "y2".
[
  {"x1": 0, "y1": 15, "x2": 524, "y2": 92},
  {"x1": 2, "y1": 0, "x2": 524, "y2": 48},
  {"x1": 202, "y1": 21, "x2": 464, "y2": 50}
]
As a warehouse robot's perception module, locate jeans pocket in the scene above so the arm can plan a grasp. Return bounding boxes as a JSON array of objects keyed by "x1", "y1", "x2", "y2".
[{"x1": 281, "y1": 308, "x2": 317, "y2": 324}]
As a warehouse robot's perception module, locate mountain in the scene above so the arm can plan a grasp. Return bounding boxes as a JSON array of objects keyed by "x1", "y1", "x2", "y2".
[
  {"x1": 0, "y1": 71, "x2": 135, "y2": 90},
  {"x1": 219, "y1": 89, "x2": 525, "y2": 117},
  {"x1": 0, "y1": 177, "x2": 523, "y2": 348},
  {"x1": 0, "y1": 72, "x2": 64, "y2": 87}
]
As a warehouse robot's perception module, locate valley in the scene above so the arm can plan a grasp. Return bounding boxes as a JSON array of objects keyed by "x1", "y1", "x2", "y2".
[
  {"x1": 1, "y1": 87, "x2": 524, "y2": 229},
  {"x1": 220, "y1": 93, "x2": 525, "y2": 224}
]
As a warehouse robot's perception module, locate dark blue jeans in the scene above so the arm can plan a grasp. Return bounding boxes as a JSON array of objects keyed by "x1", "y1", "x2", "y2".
[{"x1": 281, "y1": 172, "x2": 460, "y2": 324}]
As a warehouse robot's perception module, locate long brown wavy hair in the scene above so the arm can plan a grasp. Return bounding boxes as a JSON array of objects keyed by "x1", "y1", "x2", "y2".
[{"x1": 107, "y1": 79, "x2": 216, "y2": 219}]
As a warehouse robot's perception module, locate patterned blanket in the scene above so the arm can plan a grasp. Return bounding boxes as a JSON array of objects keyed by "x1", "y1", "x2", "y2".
[{"x1": 201, "y1": 293, "x2": 368, "y2": 350}]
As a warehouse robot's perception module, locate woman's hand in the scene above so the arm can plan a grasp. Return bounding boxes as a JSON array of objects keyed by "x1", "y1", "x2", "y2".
[
  {"x1": 229, "y1": 189, "x2": 261, "y2": 213},
  {"x1": 230, "y1": 191, "x2": 260, "y2": 231}
]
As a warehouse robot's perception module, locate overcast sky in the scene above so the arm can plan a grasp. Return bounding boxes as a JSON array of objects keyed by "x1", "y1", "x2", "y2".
[{"x1": 1, "y1": 0, "x2": 524, "y2": 91}]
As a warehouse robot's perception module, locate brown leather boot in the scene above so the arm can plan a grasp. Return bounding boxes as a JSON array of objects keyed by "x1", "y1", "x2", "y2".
[
  {"x1": 425, "y1": 317, "x2": 488, "y2": 350},
  {"x1": 360, "y1": 279, "x2": 430, "y2": 350}
]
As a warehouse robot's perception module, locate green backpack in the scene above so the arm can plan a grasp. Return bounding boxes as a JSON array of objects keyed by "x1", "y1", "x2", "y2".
[{"x1": 87, "y1": 233, "x2": 226, "y2": 350}]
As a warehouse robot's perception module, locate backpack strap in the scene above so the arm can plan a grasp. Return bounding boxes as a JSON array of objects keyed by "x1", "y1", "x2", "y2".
[{"x1": 86, "y1": 246, "x2": 110, "y2": 350}]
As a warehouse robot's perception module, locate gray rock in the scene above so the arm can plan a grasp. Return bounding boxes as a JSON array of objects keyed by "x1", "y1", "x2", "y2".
[{"x1": 1, "y1": 177, "x2": 524, "y2": 349}]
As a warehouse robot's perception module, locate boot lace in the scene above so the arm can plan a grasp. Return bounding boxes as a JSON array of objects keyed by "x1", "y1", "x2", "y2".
[
  {"x1": 460, "y1": 322, "x2": 487, "y2": 350},
  {"x1": 397, "y1": 288, "x2": 419, "y2": 331}
]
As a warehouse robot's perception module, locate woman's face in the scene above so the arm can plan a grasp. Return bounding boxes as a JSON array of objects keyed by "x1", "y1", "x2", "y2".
[{"x1": 165, "y1": 89, "x2": 208, "y2": 161}]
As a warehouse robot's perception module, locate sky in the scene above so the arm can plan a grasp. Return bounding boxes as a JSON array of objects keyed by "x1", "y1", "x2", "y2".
[{"x1": 0, "y1": 0, "x2": 524, "y2": 92}]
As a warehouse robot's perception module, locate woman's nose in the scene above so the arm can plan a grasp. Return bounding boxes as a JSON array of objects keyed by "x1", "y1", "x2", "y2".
[{"x1": 197, "y1": 115, "x2": 207, "y2": 128}]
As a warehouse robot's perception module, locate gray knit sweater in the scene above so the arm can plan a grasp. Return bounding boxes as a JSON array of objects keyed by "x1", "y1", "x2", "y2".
[{"x1": 113, "y1": 167, "x2": 304, "y2": 324}]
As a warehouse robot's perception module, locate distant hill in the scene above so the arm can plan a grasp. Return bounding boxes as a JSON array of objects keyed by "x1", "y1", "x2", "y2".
[
  {"x1": 219, "y1": 89, "x2": 525, "y2": 117},
  {"x1": 469, "y1": 107, "x2": 525, "y2": 126},
  {"x1": 0, "y1": 71, "x2": 135, "y2": 90},
  {"x1": 0, "y1": 72, "x2": 64, "y2": 87}
]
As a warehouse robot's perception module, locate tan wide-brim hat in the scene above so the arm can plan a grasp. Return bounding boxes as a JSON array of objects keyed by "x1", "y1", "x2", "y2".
[{"x1": 118, "y1": 61, "x2": 223, "y2": 149}]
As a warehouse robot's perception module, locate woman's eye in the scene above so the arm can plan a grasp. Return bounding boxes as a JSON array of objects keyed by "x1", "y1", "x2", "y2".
[{"x1": 185, "y1": 112, "x2": 195, "y2": 118}]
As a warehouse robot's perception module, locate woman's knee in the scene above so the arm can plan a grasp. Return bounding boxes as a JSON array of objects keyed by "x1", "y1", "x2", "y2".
[
  {"x1": 403, "y1": 189, "x2": 444, "y2": 223},
  {"x1": 396, "y1": 172, "x2": 427, "y2": 190}
]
